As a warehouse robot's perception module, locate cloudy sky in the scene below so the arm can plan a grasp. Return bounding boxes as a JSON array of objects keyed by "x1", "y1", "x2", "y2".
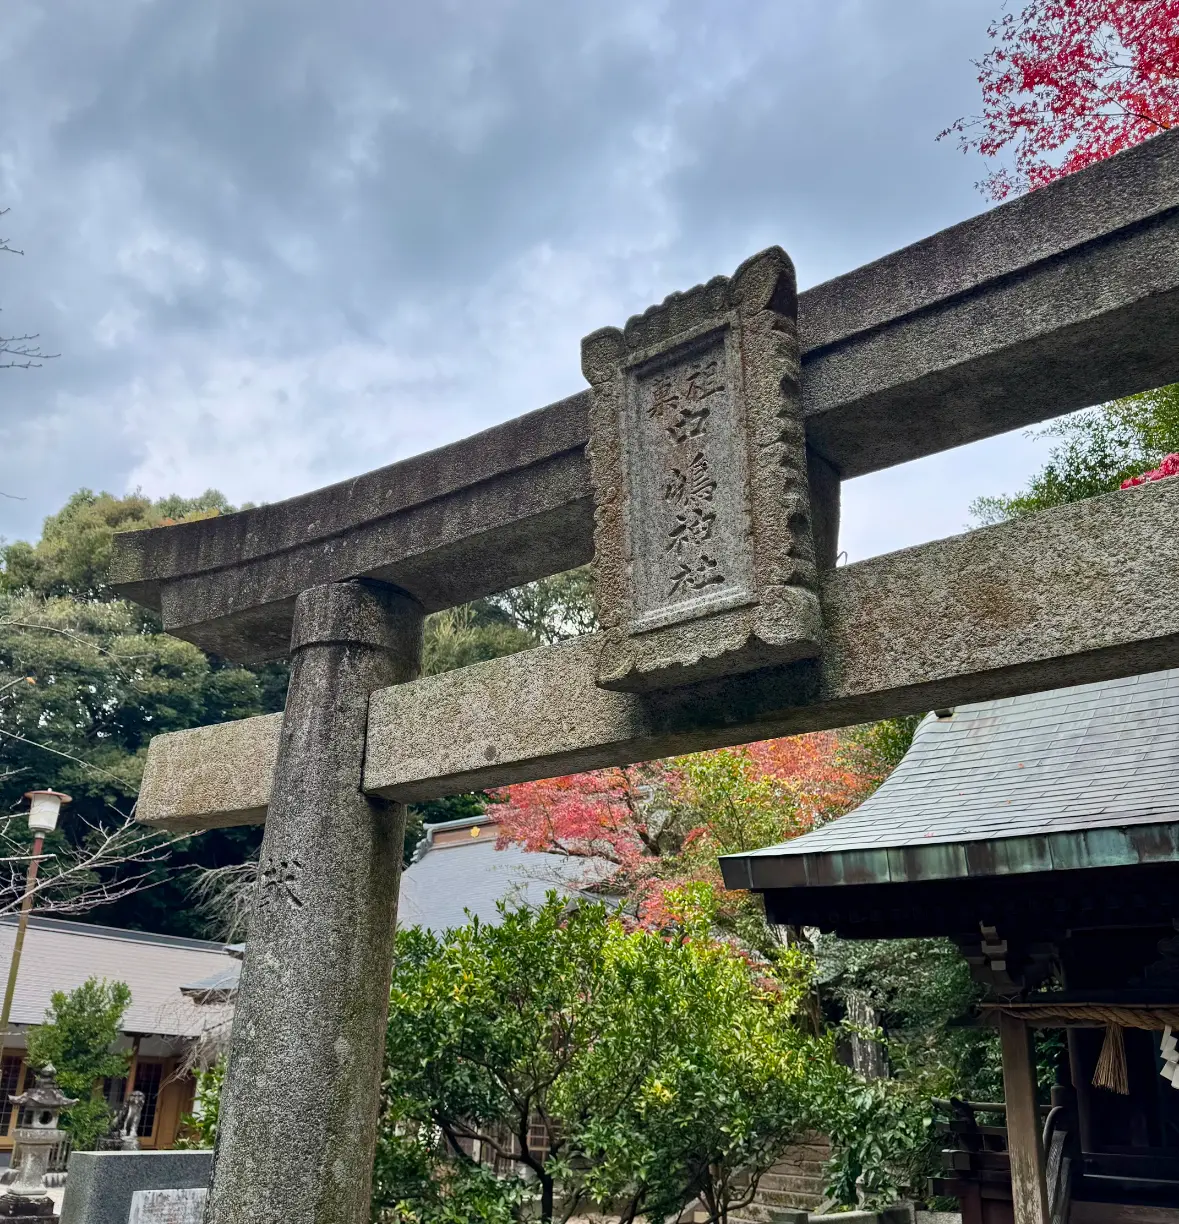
[{"x1": 0, "y1": 0, "x2": 1058, "y2": 562}]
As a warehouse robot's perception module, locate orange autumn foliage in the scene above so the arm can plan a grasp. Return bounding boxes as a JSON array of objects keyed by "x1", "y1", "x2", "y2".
[{"x1": 494, "y1": 730, "x2": 877, "y2": 925}]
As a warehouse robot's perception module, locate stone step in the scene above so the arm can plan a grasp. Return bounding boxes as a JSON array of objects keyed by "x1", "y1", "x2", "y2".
[
  {"x1": 728, "y1": 1205, "x2": 810, "y2": 1224},
  {"x1": 757, "y1": 1174, "x2": 826, "y2": 1195},
  {"x1": 757, "y1": 1187, "x2": 824, "y2": 1206}
]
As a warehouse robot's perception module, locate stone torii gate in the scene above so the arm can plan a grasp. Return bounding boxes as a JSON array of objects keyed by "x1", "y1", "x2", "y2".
[{"x1": 114, "y1": 129, "x2": 1179, "y2": 1224}]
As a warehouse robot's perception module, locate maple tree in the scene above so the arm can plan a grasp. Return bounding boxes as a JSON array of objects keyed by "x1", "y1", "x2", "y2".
[
  {"x1": 944, "y1": 0, "x2": 1179, "y2": 199},
  {"x1": 495, "y1": 730, "x2": 877, "y2": 930}
]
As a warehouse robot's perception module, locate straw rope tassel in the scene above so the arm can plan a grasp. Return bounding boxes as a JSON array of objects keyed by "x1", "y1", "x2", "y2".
[{"x1": 1093, "y1": 1023, "x2": 1129, "y2": 1095}]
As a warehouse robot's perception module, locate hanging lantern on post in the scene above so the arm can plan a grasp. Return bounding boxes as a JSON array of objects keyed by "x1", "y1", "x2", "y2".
[{"x1": 22, "y1": 792, "x2": 70, "y2": 836}]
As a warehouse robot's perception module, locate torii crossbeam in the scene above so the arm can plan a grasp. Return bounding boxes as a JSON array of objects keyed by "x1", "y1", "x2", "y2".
[{"x1": 114, "y1": 129, "x2": 1179, "y2": 1224}]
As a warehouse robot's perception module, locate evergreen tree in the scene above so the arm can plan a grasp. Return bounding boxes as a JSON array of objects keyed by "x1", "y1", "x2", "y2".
[
  {"x1": 25, "y1": 977, "x2": 131, "y2": 1150},
  {"x1": 0, "y1": 492, "x2": 282, "y2": 936},
  {"x1": 2, "y1": 488, "x2": 597, "y2": 935}
]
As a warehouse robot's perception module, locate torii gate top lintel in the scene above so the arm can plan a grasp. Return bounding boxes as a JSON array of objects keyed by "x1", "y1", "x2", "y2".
[
  {"x1": 122, "y1": 126, "x2": 1179, "y2": 834},
  {"x1": 111, "y1": 128, "x2": 1179, "y2": 665}
]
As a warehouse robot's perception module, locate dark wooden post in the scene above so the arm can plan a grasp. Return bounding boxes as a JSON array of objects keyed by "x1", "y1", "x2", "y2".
[
  {"x1": 999, "y1": 1013, "x2": 1049, "y2": 1224},
  {"x1": 1066, "y1": 1029, "x2": 1094, "y2": 1153}
]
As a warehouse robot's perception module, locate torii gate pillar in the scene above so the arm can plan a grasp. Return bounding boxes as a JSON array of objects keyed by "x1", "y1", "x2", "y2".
[{"x1": 205, "y1": 580, "x2": 424, "y2": 1224}]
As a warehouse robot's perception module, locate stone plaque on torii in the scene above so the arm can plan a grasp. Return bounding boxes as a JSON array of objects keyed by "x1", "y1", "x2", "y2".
[{"x1": 112, "y1": 130, "x2": 1179, "y2": 1224}]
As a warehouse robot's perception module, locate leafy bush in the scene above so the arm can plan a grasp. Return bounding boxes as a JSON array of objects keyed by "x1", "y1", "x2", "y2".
[
  {"x1": 377, "y1": 893, "x2": 828, "y2": 1223},
  {"x1": 25, "y1": 977, "x2": 131, "y2": 1150},
  {"x1": 819, "y1": 1076, "x2": 937, "y2": 1210},
  {"x1": 175, "y1": 1057, "x2": 225, "y2": 1149},
  {"x1": 372, "y1": 1128, "x2": 538, "y2": 1224}
]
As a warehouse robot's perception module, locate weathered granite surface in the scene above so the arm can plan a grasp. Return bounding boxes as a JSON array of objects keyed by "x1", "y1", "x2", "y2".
[
  {"x1": 59, "y1": 1151, "x2": 211, "y2": 1224},
  {"x1": 369, "y1": 474, "x2": 1179, "y2": 796},
  {"x1": 112, "y1": 395, "x2": 592, "y2": 662},
  {"x1": 109, "y1": 128, "x2": 1179, "y2": 664},
  {"x1": 583, "y1": 247, "x2": 822, "y2": 691},
  {"x1": 137, "y1": 712, "x2": 281, "y2": 829},
  {"x1": 205, "y1": 581, "x2": 423, "y2": 1224},
  {"x1": 134, "y1": 476, "x2": 1179, "y2": 828}
]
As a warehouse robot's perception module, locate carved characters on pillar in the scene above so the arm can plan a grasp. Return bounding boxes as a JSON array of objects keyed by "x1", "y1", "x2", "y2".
[
  {"x1": 582, "y1": 246, "x2": 824, "y2": 693},
  {"x1": 258, "y1": 855, "x2": 305, "y2": 913},
  {"x1": 652, "y1": 359, "x2": 723, "y2": 442}
]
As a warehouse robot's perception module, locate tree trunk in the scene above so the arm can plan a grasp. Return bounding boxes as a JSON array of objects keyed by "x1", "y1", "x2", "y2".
[{"x1": 540, "y1": 1171, "x2": 554, "y2": 1222}]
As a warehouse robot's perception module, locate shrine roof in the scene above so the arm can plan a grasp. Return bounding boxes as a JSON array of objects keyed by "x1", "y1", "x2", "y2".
[
  {"x1": 399, "y1": 815, "x2": 616, "y2": 935},
  {"x1": 720, "y1": 668, "x2": 1179, "y2": 894},
  {"x1": 0, "y1": 916, "x2": 236, "y2": 1039}
]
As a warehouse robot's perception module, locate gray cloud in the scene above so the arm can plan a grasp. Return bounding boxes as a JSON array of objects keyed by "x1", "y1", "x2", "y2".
[{"x1": 1, "y1": 0, "x2": 1046, "y2": 562}]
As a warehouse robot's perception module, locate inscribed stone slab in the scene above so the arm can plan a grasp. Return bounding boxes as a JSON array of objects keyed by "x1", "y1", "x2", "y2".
[
  {"x1": 59, "y1": 1151, "x2": 212, "y2": 1224},
  {"x1": 127, "y1": 1189, "x2": 206, "y2": 1224},
  {"x1": 582, "y1": 246, "x2": 822, "y2": 691}
]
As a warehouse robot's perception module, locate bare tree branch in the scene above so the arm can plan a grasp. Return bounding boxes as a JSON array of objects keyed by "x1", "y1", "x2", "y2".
[
  {"x1": 191, "y1": 859, "x2": 257, "y2": 943},
  {"x1": 0, "y1": 208, "x2": 58, "y2": 370},
  {"x1": 0, "y1": 804, "x2": 178, "y2": 920},
  {"x1": 0, "y1": 726, "x2": 133, "y2": 786}
]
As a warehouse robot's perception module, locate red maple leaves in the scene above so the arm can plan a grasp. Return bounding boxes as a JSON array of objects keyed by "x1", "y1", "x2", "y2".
[
  {"x1": 1121, "y1": 452, "x2": 1179, "y2": 486},
  {"x1": 494, "y1": 732, "x2": 874, "y2": 926},
  {"x1": 945, "y1": 1, "x2": 1179, "y2": 199}
]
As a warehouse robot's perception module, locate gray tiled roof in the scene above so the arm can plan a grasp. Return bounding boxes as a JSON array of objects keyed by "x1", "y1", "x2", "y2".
[
  {"x1": 0, "y1": 915, "x2": 236, "y2": 1038},
  {"x1": 179, "y1": 963, "x2": 242, "y2": 1000},
  {"x1": 723, "y1": 668, "x2": 1179, "y2": 886},
  {"x1": 399, "y1": 817, "x2": 615, "y2": 935}
]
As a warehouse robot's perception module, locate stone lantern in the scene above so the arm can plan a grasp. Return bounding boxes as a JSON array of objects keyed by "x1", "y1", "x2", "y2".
[{"x1": 0, "y1": 1065, "x2": 77, "y2": 1220}]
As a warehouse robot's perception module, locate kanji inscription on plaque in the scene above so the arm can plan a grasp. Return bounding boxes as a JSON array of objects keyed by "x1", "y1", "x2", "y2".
[
  {"x1": 128, "y1": 1188, "x2": 208, "y2": 1224},
  {"x1": 630, "y1": 337, "x2": 749, "y2": 625},
  {"x1": 582, "y1": 247, "x2": 823, "y2": 692}
]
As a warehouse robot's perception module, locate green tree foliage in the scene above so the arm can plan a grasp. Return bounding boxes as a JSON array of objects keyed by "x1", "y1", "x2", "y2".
[
  {"x1": 1, "y1": 489, "x2": 234, "y2": 602},
  {"x1": 25, "y1": 977, "x2": 131, "y2": 1150},
  {"x1": 0, "y1": 490, "x2": 285, "y2": 935},
  {"x1": 489, "y1": 566, "x2": 596, "y2": 645},
  {"x1": 820, "y1": 1076, "x2": 940, "y2": 1210},
  {"x1": 159, "y1": 894, "x2": 941, "y2": 1216},
  {"x1": 970, "y1": 385, "x2": 1179, "y2": 524},
  {"x1": 420, "y1": 564, "x2": 595, "y2": 677},
  {"x1": 421, "y1": 604, "x2": 535, "y2": 678},
  {"x1": 376, "y1": 893, "x2": 824, "y2": 1224},
  {"x1": 175, "y1": 1056, "x2": 225, "y2": 1150},
  {"x1": 837, "y1": 716, "x2": 922, "y2": 786}
]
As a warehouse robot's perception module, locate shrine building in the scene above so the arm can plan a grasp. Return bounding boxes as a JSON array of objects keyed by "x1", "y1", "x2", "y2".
[{"x1": 722, "y1": 667, "x2": 1179, "y2": 1223}]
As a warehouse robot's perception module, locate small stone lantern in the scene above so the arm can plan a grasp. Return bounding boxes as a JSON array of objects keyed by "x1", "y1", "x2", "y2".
[{"x1": 0, "y1": 1065, "x2": 77, "y2": 1220}]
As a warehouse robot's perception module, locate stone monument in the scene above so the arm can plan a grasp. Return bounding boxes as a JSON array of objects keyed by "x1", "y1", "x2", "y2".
[
  {"x1": 59, "y1": 1151, "x2": 212, "y2": 1224},
  {"x1": 0, "y1": 1065, "x2": 75, "y2": 1222}
]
